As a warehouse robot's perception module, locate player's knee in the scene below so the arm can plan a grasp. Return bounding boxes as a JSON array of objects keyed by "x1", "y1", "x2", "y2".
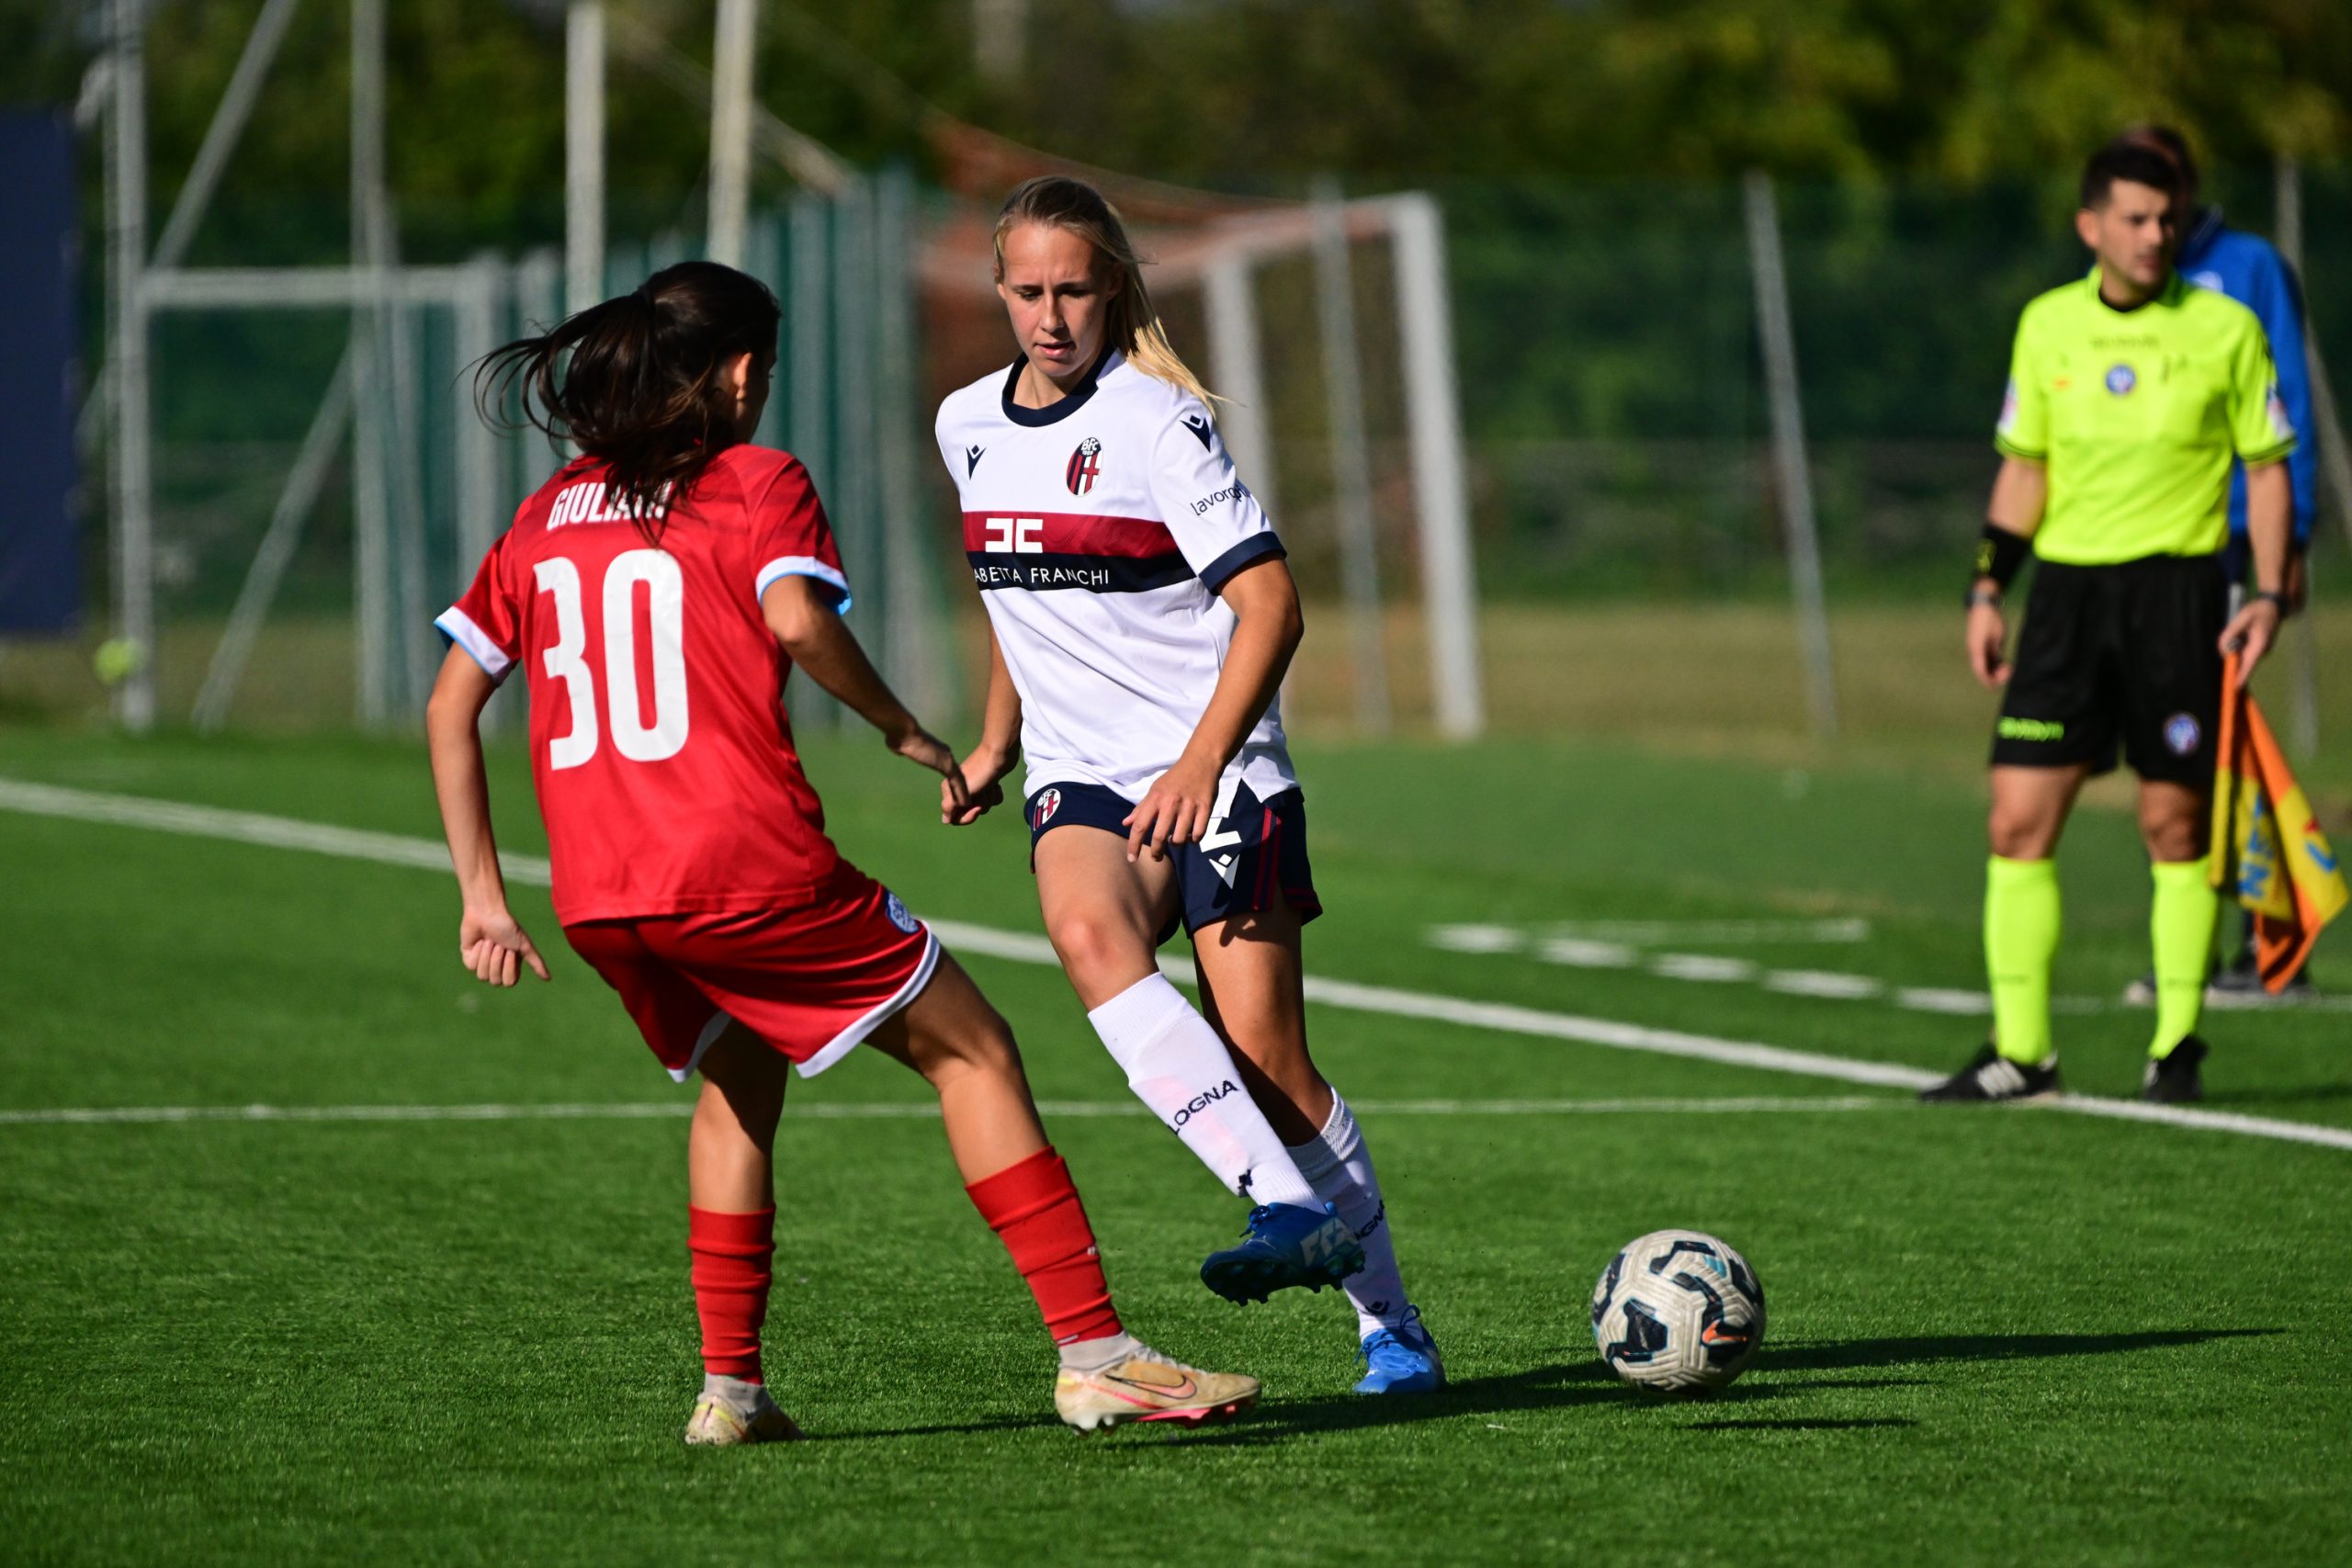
[
  {"x1": 920, "y1": 1002, "x2": 1023, "y2": 1088},
  {"x1": 2135, "y1": 787, "x2": 2205, "y2": 863},
  {"x1": 2139, "y1": 810, "x2": 2202, "y2": 863},
  {"x1": 1045, "y1": 909, "x2": 1146, "y2": 987},
  {"x1": 693, "y1": 1065, "x2": 782, "y2": 1153},
  {"x1": 958, "y1": 1006, "x2": 1023, "y2": 1077},
  {"x1": 1986, "y1": 806, "x2": 2053, "y2": 860}
]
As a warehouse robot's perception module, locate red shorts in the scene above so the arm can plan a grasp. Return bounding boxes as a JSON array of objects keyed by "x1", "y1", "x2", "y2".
[{"x1": 563, "y1": 862, "x2": 938, "y2": 1081}]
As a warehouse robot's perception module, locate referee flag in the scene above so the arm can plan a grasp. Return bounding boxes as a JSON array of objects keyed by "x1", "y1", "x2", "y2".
[{"x1": 2210, "y1": 653, "x2": 2348, "y2": 990}]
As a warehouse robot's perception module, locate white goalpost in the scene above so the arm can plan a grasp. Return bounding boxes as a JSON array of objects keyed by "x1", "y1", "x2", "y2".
[
  {"x1": 97, "y1": 3, "x2": 1481, "y2": 744},
  {"x1": 1156, "y1": 194, "x2": 1487, "y2": 739}
]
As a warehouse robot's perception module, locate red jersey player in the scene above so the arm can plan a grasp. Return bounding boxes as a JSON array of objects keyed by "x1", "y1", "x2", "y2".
[{"x1": 424, "y1": 260, "x2": 1255, "y2": 1443}]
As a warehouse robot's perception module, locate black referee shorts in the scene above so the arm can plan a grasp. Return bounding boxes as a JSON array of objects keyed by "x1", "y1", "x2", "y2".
[{"x1": 1991, "y1": 554, "x2": 2225, "y2": 787}]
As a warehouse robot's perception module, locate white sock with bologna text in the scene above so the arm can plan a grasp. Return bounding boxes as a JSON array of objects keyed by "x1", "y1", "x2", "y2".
[
  {"x1": 1286, "y1": 1095, "x2": 1413, "y2": 1337},
  {"x1": 1085, "y1": 973, "x2": 1320, "y2": 1210}
]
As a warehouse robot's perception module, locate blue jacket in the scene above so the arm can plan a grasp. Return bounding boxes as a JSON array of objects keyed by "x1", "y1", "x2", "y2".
[{"x1": 2177, "y1": 207, "x2": 2317, "y2": 551}]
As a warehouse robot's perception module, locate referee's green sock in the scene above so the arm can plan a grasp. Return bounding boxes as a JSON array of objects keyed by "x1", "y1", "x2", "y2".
[
  {"x1": 2150, "y1": 858, "x2": 2218, "y2": 1059},
  {"x1": 1984, "y1": 856, "x2": 2059, "y2": 1064}
]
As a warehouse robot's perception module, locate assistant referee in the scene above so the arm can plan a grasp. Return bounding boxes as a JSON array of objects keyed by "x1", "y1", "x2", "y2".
[{"x1": 1922, "y1": 138, "x2": 2296, "y2": 1107}]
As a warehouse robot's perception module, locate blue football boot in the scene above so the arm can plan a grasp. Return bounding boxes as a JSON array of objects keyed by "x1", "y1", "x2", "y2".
[
  {"x1": 1353, "y1": 1306, "x2": 1444, "y2": 1395},
  {"x1": 1199, "y1": 1202, "x2": 1365, "y2": 1304}
]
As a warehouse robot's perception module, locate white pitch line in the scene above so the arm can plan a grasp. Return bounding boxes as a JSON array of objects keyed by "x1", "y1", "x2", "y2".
[
  {"x1": 1894, "y1": 987, "x2": 1992, "y2": 1016},
  {"x1": 1430, "y1": 919, "x2": 1871, "y2": 948},
  {"x1": 2030, "y1": 1096, "x2": 2352, "y2": 1150},
  {"x1": 1442, "y1": 929, "x2": 2155, "y2": 1021},
  {"x1": 1649, "y1": 953, "x2": 1758, "y2": 984},
  {"x1": 1290, "y1": 972, "x2": 1944, "y2": 1091},
  {"x1": 1766, "y1": 969, "x2": 1885, "y2": 1000},
  {"x1": 6, "y1": 778, "x2": 2350, "y2": 1155},
  {"x1": 0, "y1": 1095, "x2": 1904, "y2": 1128},
  {"x1": 0, "y1": 778, "x2": 530, "y2": 879},
  {"x1": 1354, "y1": 1095, "x2": 1896, "y2": 1115}
]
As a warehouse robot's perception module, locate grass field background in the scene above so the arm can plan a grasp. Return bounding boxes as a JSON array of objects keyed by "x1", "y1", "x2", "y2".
[
  {"x1": 3, "y1": 717, "x2": 2350, "y2": 1565},
  {"x1": 11, "y1": 593, "x2": 2352, "y2": 788}
]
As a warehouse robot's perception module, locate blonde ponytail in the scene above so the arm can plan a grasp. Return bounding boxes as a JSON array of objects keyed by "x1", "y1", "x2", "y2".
[{"x1": 992, "y1": 175, "x2": 1222, "y2": 410}]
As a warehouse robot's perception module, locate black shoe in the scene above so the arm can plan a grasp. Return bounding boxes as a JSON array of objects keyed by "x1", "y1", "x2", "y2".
[
  {"x1": 2143, "y1": 1035, "x2": 2208, "y2": 1103},
  {"x1": 2208, "y1": 958, "x2": 2315, "y2": 1005},
  {"x1": 1919, "y1": 1043, "x2": 2062, "y2": 1103}
]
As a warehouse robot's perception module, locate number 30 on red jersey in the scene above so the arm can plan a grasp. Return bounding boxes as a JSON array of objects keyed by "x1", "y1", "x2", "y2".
[{"x1": 531, "y1": 549, "x2": 690, "y2": 769}]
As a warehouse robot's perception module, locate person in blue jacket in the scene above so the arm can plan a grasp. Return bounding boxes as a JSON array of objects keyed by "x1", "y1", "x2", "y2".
[{"x1": 2126, "y1": 125, "x2": 2320, "y2": 997}]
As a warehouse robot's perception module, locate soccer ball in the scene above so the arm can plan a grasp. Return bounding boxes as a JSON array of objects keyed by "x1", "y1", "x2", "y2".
[{"x1": 1590, "y1": 1229, "x2": 1765, "y2": 1393}]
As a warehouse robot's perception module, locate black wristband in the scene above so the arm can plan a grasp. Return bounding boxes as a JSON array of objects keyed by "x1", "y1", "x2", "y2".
[
  {"x1": 1974, "y1": 524, "x2": 2030, "y2": 589},
  {"x1": 2256, "y1": 589, "x2": 2290, "y2": 619}
]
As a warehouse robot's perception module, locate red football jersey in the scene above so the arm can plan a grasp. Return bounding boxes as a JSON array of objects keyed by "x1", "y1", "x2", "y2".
[{"x1": 437, "y1": 445, "x2": 853, "y2": 925}]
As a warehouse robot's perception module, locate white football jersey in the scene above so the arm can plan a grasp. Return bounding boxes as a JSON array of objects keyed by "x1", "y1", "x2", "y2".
[{"x1": 935, "y1": 350, "x2": 1298, "y2": 806}]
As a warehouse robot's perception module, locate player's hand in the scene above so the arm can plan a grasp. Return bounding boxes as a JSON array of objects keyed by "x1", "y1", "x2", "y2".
[
  {"x1": 1965, "y1": 600, "x2": 2011, "y2": 689},
  {"x1": 459, "y1": 904, "x2": 550, "y2": 987},
  {"x1": 942, "y1": 747, "x2": 1009, "y2": 827},
  {"x1": 890, "y1": 724, "x2": 972, "y2": 818},
  {"x1": 2220, "y1": 597, "x2": 2283, "y2": 688},
  {"x1": 1123, "y1": 754, "x2": 1220, "y2": 864}
]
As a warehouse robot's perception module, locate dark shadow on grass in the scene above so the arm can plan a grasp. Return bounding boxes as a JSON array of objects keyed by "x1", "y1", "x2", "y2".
[
  {"x1": 802, "y1": 1366, "x2": 1626, "y2": 1445},
  {"x1": 810, "y1": 1363, "x2": 1675, "y2": 1445},
  {"x1": 1158, "y1": 1360, "x2": 1928, "y2": 1448},
  {"x1": 1684, "y1": 1417, "x2": 1915, "y2": 1432},
  {"x1": 1767, "y1": 1327, "x2": 2280, "y2": 1372},
  {"x1": 804, "y1": 1412, "x2": 1066, "y2": 1443},
  {"x1": 804, "y1": 1339, "x2": 2220, "y2": 1447}
]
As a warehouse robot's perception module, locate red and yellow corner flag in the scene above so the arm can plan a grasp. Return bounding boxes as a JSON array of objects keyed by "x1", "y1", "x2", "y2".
[{"x1": 2210, "y1": 651, "x2": 2349, "y2": 990}]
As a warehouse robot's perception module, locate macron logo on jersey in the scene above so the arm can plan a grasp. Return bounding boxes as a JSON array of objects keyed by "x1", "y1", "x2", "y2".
[
  {"x1": 966, "y1": 444, "x2": 986, "y2": 477},
  {"x1": 1182, "y1": 414, "x2": 1214, "y2": 451}
]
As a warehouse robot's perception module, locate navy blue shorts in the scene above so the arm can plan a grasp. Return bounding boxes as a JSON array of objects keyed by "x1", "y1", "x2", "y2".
[{"x1": 1024, "y1": 780, "x2": 1324, "y2": 947}]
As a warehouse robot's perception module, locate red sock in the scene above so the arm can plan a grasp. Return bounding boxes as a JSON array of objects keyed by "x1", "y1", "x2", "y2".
[
  {"x1": 687, "y1": 1206, "x2": 775, "y2": 1382},
  {"x1": 965, "y1": 1147, "x2": 1124, "y2": 1346}
]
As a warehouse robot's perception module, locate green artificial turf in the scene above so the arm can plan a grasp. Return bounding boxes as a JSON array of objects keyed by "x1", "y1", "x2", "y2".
[{"x1": 2, "y1": 727, "x2": 2347, "y2": 1565}]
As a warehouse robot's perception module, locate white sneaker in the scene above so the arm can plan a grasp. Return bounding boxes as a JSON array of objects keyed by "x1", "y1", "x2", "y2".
[
  {"x1": 1054, "y1": 1349, "x2": 1259, "y2": 1432},
  {"x1": 683, "y1": 1385, "x2": 804, "y2": 1446}
]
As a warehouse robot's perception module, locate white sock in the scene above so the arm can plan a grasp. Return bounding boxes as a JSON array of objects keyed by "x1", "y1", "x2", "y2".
[
  {"x1": 701, "y1": 1372, "x2": 768, "y2": 1413},
  {"x1": 1287, "y1": 1095, "x2": 1412, "y2": 1337},
  {"x1": 1058, "y1": 1329, "x2": 1147, "y2": 1374},
  {"x1": 1086, "y1": 973, "x2": 1319, "y2": 1209}
]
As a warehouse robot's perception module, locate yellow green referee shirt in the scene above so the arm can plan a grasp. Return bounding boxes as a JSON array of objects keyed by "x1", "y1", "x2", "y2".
[{"x1": 1994, "y1": 269, "x2": 2297, "y2": 564}]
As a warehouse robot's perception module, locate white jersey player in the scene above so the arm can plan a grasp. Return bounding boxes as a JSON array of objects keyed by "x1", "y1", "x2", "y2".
[
  {"x1": 939, "y1": 345, "x2": 1297, "y2": 811},
  {"x1": 936, "y1": 175, "x2": 1442, "y2": 1395}
]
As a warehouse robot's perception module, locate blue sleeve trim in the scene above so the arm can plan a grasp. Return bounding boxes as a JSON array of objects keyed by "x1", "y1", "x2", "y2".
[
  {"x1": 1199, "y1": 533, "x2": 1286, "y2": 594},
  {"x1": 434, "y1": 607, "x2": 515, "y2": 684},
  {"x1": 755, "y1": 557, "x2": 853, "y2": 614}
]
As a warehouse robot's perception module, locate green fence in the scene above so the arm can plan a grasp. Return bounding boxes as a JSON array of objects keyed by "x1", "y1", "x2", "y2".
[{"x1": 17, "y1": 166, "x2": 2347, "y2": 745}]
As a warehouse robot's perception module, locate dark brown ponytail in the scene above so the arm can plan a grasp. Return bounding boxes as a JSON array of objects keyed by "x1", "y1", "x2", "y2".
[{"x1": 474, "y1": 260, "x2": 781, "y2": 542}]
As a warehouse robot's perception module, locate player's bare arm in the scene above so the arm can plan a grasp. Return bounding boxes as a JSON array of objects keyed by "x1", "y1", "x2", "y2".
[
  {"x1": 761, "y1": 574, "x2": 970, "y2": 816},
  {"x1": 424, "y1": 644, "x2": 551, "y2": 988},
  {"x1": 1966, "y1": 457, "x2": 2047, "y2": 689},
  {"x1": 1122, "y1": 557, "x2": 1304, "y2": 863},
  {"x1": 944, "y1": 623, "x2": 1020, "y2": 828},
  {"x1": 2219, "y1": 458, "x2": 2290, "y2": 686}
]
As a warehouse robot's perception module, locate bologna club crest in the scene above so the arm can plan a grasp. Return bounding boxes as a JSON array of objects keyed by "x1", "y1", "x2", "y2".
[{"x1": 1066, "y1": 436, "x2": 1102, "y2": 495}]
